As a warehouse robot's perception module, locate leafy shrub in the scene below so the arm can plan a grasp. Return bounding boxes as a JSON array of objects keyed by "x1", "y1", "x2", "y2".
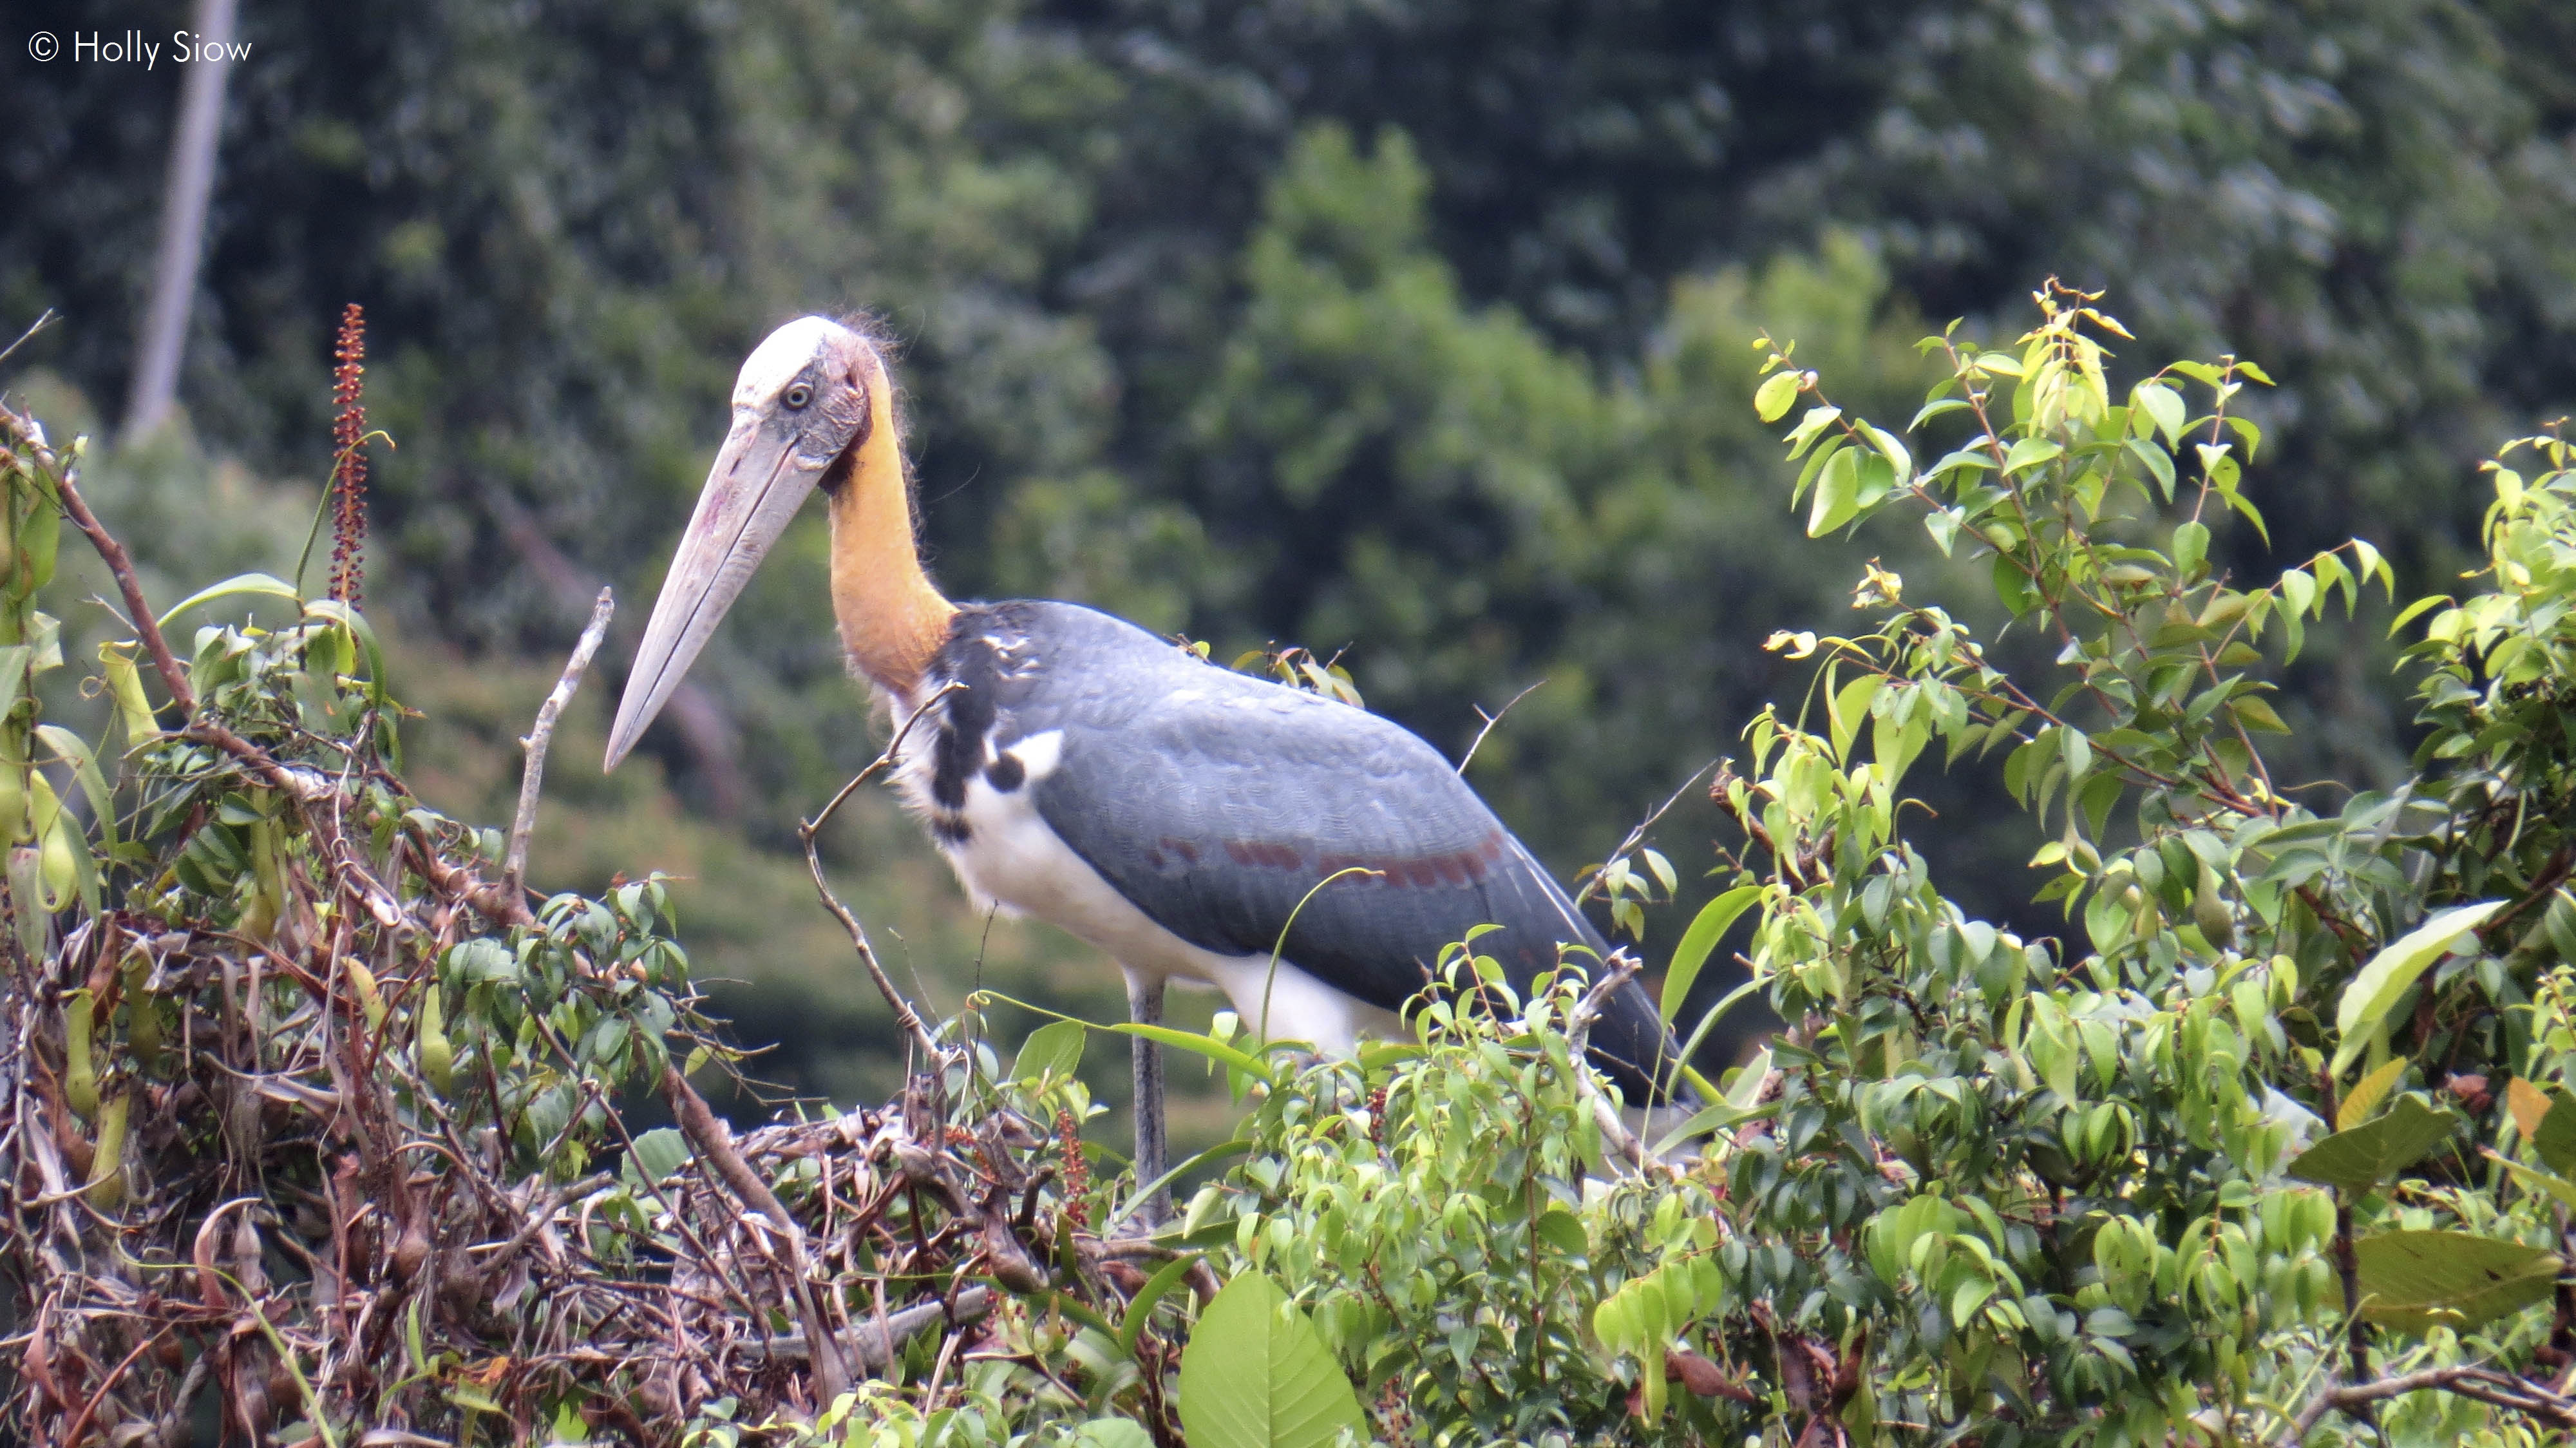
[{"x1": 18, "y1": 270, "x2": 2576, "y2": 1448}]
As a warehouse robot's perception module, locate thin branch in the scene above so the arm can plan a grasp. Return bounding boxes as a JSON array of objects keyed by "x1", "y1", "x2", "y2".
[
  {"x1": 0, "y1": 309, "x2": 58, "y2": 370},
  {"x1": 1573, "y1": 761, "x2": 1718, "y2": 908},
  {"x1": 736, "y1": 1287, "x2": 996, "y2": 1369},
  {"x1": 1565, "y1": 952, "x2": 1652, "y2": 1171},
  {"x1": 1457, "y1": 680, "x2": 1545, "y2": 776},
  {"x1": 52, "y1": 454, "x2": 196, "y2": 714},
  {"x1": 461, "y1": 1172, "x2": 612, "y2": 1298},
  {"x1": 504, "y1": 587, "x2": 614, "y2": 900},
  {"x1": 796, "y1": 687, "x2": 960, "y2": 1063},
  {"x1": 2280, "y1": 1362, "x2": 2576, "y2": 1443},
  {"x1": 2333, "y1": 1200, "x2": 2369, "y2": 1388}
]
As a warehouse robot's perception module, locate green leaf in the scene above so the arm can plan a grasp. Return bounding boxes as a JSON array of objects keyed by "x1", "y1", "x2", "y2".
[
  {"x1": 2003, "y1": 437, "x2": 2063, "y2": 476},
  {"x1": 1115, "y1": 1253, "x2": 1206, "y2": 1358},
  {"x1": 303, "y1": 600, "x2": 393, "y2": 707},
  {"x1": 2131, "y1": 381, "x2": 2186, "y2": 446},
  {"x1": 2285, "y1": 1096, "x2": 2461, "y2": 1192},
  {"x1": 2337, "y1": 1057, "x2": 2408, "y2": 1132},
  {"x1": 1117, "y1": 1138, "x2": 1254, "y2": 1238},
  {"x1": 157, "y1": 571, "x2": 302, "y2": 627},
  {"x1": 1012, "y1": 1018, "x2": 1088, "y2": 1085},
  {"x1": 2331, "y1": 901, "x2": 2507, "y2": 1074},
  {"x1": 1808, "y1": 447, "x2": 1861, "y2": 537},
  {"x1": 2125, "y1": 437, "x2": 2176, "y2": 502},
  {"x1": 1755, "y1": 370, "x2": 1802, "y2": 423},
  {"x1": 0, "y1": 646, "x2": 30, "y2": 725},
  {"x1": 2387, "y1": 593, "x2": 2452, "y2": 638},
  {"x1": 1862, "y1": 422, "x2": 1914, "y2": 484},
  {"x1": 1178, "y1": 1273, "x2": 1364, "y2": 1448},
  {"x1": 7, "y1": 850, "x2": 44, "y2": 961},
  {"x1": 2353, "y1": 1230, "x2": 2559, "y2": 1333},
  {"x1": 1993, "y1": 553, "x2": 2040, "y2": 617},
  {"x1": 624, "y1": 1127, "x2": 690, "y2": 1188},
  {"x1": 2278, "y1": 568, "x2": 2316, "y2": 620},
  {"x1": 1784, "y1": 405, "x2": 1842, "y2": 458},
  {"x1": 35, "y1": 725, "x2": 117, "y2": 850},
  {"x1": 1725, "y1": 1046, "x2": 1772, "y2": 1109},
  {"x1": 2060, "y1": 727, "x2": 2092, "y2": 781},
  {"x1": 2172, "y1": 521, "x2": 2209, "y2": 580},
  {"x1": 1535, "y1": 1208, "x2": 1589, "y2": 1254},
  {"x1": 2489, "y1": 1153, "x2": 2576, "y2": 1213},
  {"x1": 1648, "y1": 1099, "x2": 1780, "y2": 1157},
  {"x1": 1795, "y1": 435, "x2": 1848, "y2": 502},
  {"x1": 1830, "y1": 673, "x2": 1883, "y2": 764},
  {"x1": 2230, "y1": 696, "x2": 2290, "y2": 734},
  {"x1": 1924, "y1": 447, "x2": 1996, "y2": 484},
  {"x1": 1113, "y1": 1022, "x2": 1275, "y2": 1087},
  {"x1": 1663, "y1": 886, "x2": 1760, "y2": 1025}
]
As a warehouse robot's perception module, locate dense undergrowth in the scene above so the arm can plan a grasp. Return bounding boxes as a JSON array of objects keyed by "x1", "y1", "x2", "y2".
[{"x1": 14, "y1": 280, "x2": 2576, "y2": 1447}]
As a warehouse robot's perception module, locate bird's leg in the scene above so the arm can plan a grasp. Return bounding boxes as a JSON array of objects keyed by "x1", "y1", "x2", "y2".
[{"x1": 1125, "y1": 967, "x2": 1172, "y2": 1225}]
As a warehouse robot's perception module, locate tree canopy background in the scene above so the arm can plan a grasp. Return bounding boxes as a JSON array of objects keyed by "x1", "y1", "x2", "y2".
[{"x1": 6, "y1": 0, "x2": 2574, "y2": 1107}]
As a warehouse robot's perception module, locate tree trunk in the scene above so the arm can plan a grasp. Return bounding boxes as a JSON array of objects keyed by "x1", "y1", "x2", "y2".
[{"x1": 124, "y1": 0, "x2": 242, "y2": 443}]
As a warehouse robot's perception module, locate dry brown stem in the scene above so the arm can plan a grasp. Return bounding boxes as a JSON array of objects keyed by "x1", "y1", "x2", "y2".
[{"x1": 504, "y1": 586, "x2": 613, "y2": 900}]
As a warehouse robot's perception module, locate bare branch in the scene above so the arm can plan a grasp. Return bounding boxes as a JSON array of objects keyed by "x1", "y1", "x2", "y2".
[
  {"x1": 796, "y1": 687, "x2": 960, "y2": 1063},
  {"x1": 2280, "y1": 1362, "x2": 2576, "y2": 1443},
  {"x1": 504, "y1": 586, "x2": 614, "y2": 900},
  {"x1": 1457, "y1": 679, "x2": 1545, "y2": 775},
  {"x1": 1574, "y1": 761, "x2": 1718, "y2": 907},
  {"x1": 1566, "y1": 952, "x2": 1652, "y2": 1172},
  {"x1": 737, "y1": 1287, "x2": 997, "y2": 1370},
  {"x1": 50, "y1": 450, "x2": 196, "y2": 714},
  {"x1": 0, "y1": 308, "x2": 57, "y2": 370}
]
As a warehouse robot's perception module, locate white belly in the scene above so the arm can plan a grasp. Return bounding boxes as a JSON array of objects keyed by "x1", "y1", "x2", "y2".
[{"x1": 886, "y1": 714, "x2": 1397, "y2": 1053}]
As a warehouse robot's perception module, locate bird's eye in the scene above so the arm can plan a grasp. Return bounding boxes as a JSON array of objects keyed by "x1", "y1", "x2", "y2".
[{"x1": 783, "y1": 383, "x2": 813, "y2": 409}]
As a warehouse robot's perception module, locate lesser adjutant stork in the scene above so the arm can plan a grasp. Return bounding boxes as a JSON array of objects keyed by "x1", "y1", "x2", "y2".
[{"x1": 603, "y1": 316, "x2": 1683, "y2": 1202}]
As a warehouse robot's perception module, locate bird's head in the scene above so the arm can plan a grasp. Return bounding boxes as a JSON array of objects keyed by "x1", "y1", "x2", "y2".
[{"x1": 604, "y1": 315, "x2": 911, "y2": 770}]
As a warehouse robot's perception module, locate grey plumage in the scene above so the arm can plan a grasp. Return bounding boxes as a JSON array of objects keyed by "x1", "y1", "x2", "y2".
[{"x1": 929, "y1": 600, "x2": 1683, "y2": 1100}]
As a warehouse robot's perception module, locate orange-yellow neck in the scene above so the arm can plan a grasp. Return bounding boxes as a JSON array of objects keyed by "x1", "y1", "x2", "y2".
[{"x1": 827, "y1": 370, "x2": 954, "y2": 694}]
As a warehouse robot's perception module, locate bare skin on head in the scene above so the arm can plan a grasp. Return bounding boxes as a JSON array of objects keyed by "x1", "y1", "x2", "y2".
[{"x1": 603, "y1": 316, "x2": 954, "y2": 770}]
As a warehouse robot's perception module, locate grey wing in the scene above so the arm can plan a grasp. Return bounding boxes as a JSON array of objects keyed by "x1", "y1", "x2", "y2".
[{"x1": 1019, "y1": 663, "x2": 1680, "y2": 1096}]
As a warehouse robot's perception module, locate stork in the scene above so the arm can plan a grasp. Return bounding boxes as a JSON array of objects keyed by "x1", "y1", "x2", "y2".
[{"x1": 603, "y1": 316, "x2": 1685, "y2": 1208}]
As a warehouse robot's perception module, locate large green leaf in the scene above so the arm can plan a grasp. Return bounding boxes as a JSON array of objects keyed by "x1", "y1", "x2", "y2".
[
  {"x1": 1663, "y1": 885, "x2": 1759, "y2": 1025},
  {"x1": 1808, "y1": 446, "x2": 1861, "y2": 536},
  {"x1": 156, "y1": 571, "x2": 303, "y2": 627},
  {"x1": 2331, "y1": 900, "x2": 2505, "y2": 1074},
  {"x1": 2353, "y1": 1230, "x2": 2561, "y2": 1333},
  {"x1": 1112, "y1": 1022, "x2": 1275, "y2": 1086},
  {"x1": 1011, "y1": 1018, "x2": 1088, "y2": 1085},
  {"x1": 2284, "y1": 1096, "x2": 2459, "y2": 1192},
  {"x1": 1179, "y1": 1273, "x2": 1364, "y2": 1448}
]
